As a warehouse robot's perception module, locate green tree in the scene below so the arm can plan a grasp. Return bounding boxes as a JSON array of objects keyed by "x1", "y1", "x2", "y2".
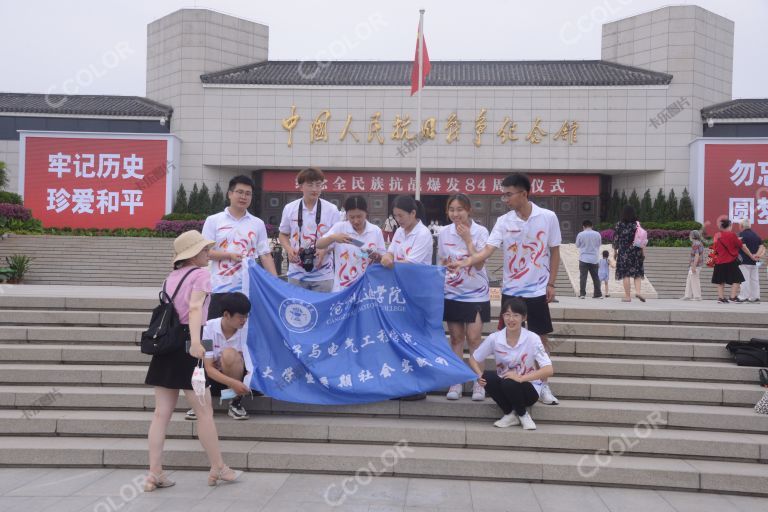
[
  {"x1": 210, "y1": 183, "x2": 225, "y2": 213},
  {"x1": 667, "y1": 188, "x2": 679, "y2": 221},
  {"x1": 628, "y1": 190, "x2": 641, "y2": 215},
  {"x1": 639, "y1": 189, "x2": 653, "y2": 221},
  {"x1": 619, "y1": 190, "x2": 628, "y2": 217},
  {"x1": 607, "y1": 189, "x2": 620, "y2": 223},
  {"x1": 652, "y1": 188, "x2": 667, "y2": 222},
  {"x1": 0, "y1": 161, "x2": 9, "y2": 190},
  {"x1": 679, "y1": 188, "x2": 695, "y2": 221},
  {"x1": 173, "y1": 184, "x2": 188, "y2": 214},
  {"x1": 198, "y1": 184, "x2": 212, "y2": 214},
  {"x1": 187, "y1": 183, "x2": 201, "y2": 213}
]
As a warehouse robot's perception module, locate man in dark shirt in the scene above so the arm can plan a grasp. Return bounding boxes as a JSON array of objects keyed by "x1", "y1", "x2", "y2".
[{"x1": 738, "y1": 219, "x2": 765, "y2": 303}]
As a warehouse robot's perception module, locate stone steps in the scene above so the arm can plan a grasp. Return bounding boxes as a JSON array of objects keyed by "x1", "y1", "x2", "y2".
[
  {"x1": 0, "y1": 435, "x2": 766, "y2": 495},
  {"x1": 0, "y1": 289, "x2": 766, "y2": 496},
  {"x1": 1, "y1": 410, "x2": 767, "y2": 464},
  {"x1": 0, "y1": 338, "x2": 734, "y2": 365},
  {"x1": 4, "y1": 386, "x2": 767, "y2": 432}
]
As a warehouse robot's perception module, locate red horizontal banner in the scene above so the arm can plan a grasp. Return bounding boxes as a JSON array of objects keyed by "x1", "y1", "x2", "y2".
[
  {"x1": 262, "y1": 171, "x2": 599, "y2": 196},
  {"x1": 23, "y1": 136, "x2": 169, "y2": 229}
]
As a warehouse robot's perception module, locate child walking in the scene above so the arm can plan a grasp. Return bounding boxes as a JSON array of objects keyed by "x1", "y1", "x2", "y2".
[{"x1": 598, "y1": 250, "x2": 614, "y2": 298}]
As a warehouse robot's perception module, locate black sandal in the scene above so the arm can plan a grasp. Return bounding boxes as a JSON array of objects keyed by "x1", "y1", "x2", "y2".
[{"x1": 760, "y1": 368, "x2": 768, "y2": 388}]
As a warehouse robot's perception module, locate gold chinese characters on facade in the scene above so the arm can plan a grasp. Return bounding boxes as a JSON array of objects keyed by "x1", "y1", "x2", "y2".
[{"x1": 280, "y1": 107, "x2": 580, "y2": 147}]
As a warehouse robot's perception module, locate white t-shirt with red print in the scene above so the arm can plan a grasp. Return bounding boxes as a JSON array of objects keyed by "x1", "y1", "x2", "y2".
[
  {"x1": 388, "y1": 221, "x2": 433, "y2": 265},
  {"x1": 437, "y1": 221, "x2": 490, "y2": 302},
  {"x1": 279, "y1": 198, "x2": 340, "y2": 282},
  {"x1": 472, "y1": 327, "x2": 552, "y2": 394},
  {"x1": 486, "y1": 203, "x2": 561, "y2": 298},
  {"x1": 202, "y1": 208, "x2": 271, "y2": 293},
  {"x1": 325, "y1": 220, "x2": 387, "y2": 291}
]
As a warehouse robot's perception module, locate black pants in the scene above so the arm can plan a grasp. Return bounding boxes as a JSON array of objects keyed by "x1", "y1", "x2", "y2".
[
  {"x1": 483, "y1": 371, "x2": 539, "y2": 416},
  {"x1": 579, "y1": 261, "x2": 602, "y2": 298}
]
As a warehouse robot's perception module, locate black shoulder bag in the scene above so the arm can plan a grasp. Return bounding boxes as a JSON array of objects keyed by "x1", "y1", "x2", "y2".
[{"x1": 140, "y1": 267, "x2": 199, "y2": 356}]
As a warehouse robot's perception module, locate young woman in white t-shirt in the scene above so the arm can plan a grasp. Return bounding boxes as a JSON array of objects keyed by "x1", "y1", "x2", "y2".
[
  {"x1": 315, "y1": 195, "x2": 387, "y2": 291},
  {"x1": 381, "y1": 195, "x2": 433, "y2": 268},
  {"x1": 381, "y1": 195, "x2": 433, "y2": 401},
  {"x1": 438, "y1": 194, "x2": 491, "y2": 402},
  {"x1": 468, "y1": 297, "x2": 554, "y2": 430}
]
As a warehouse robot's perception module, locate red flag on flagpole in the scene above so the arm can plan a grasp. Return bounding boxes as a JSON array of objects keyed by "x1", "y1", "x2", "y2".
[{"x1": 410, "y1": 22, "x2": 431, "y2": 95}]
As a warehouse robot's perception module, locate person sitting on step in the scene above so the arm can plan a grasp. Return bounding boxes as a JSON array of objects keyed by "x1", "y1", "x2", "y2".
[
  {"x1": 467, "y1": 297, "x2": 554, "y2": 430},
  {"x1": 186, "y1": 292, "x2": 253, "y2": 421}
]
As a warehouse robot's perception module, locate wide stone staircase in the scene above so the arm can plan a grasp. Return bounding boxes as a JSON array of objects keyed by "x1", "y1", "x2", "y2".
[
  {"x1": 643, "y1": 247, "x2": 768, "y2": 300},
  {"x1": 0, "y1": 292, "x2": 766, "y2": 496}
]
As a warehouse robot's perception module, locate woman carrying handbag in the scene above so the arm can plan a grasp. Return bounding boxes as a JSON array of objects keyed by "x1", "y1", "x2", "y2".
[{"x1": 143, "y1": 230, "x2": 241, "y2": 491}]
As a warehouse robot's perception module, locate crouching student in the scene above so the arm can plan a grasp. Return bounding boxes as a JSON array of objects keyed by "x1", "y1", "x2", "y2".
[
  {"x1": 185, "y1": 292, "x2": 252, "y2": 421},
  {"x1": 468, "y1": 297, "x2": 554, "y2": 430}
]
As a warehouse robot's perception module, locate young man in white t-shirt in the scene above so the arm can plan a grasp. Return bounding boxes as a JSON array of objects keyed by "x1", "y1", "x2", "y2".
[
  {"x1": 185, "y1": 292, "x2": 252, "y2": 421},
  {"x1": 202, "y1": 175, "x2": 276, "y2": 319},
  {"x1": 449, "y1": 173, "x2": 561, "y2": 405},
  {"x1": 278, "y1": 167, "x2": 340, "y2": 292},
  {"x1": 468, "y1": 297, "x2": 554, "y2": 430}
]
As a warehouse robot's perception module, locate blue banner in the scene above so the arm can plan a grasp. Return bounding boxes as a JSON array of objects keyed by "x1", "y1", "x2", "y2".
[{"x1": 241, "y1": 261, "x2": 476, "y2": 404}]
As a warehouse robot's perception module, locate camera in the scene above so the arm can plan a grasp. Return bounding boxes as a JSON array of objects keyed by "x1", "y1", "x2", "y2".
[{"x1": 298, "y1": 247, "x2": 316, "y2": 272}]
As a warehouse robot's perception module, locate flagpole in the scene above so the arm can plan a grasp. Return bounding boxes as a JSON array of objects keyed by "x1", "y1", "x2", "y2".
[{"x1": 415, "y1": 8, "x2": 425, "y2": 201}]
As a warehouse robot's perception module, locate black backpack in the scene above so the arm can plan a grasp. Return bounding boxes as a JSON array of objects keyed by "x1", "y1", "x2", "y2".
[
  {"x1": 140, "y1": 268, "x2": 199, "y2": 356},
  {"x1": 725, "y1": 339, "x2": 768, "y2": 367}
]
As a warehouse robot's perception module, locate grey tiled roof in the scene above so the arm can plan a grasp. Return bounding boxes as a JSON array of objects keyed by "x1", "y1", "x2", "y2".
[
  {"x1": 0, "y1": 93, "x2": 173, "y2": 117},
  {"x1": 200, "y1": 60, "x2": 673, "y2": 87},
  {"x1": 701, "y1": 99, "x2": 768, "y2": 119}
]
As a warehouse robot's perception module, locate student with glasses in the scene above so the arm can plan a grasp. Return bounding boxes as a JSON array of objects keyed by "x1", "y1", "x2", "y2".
[{"x1": 449, "y1": 173, "x2": 561, "y2": 406}]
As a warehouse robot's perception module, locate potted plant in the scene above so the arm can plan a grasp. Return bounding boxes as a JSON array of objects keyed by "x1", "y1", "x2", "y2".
[{"x1": 5, "y1": 254, "x2": 33, "y2": 283}]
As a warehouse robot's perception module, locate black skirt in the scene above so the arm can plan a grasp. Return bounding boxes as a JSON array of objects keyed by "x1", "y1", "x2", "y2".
[
  {"x1": 145, "y1": 345, "x2": 198, "y2": 390},
  {"x1": 711, "y1": 260, "x2": 745, "y2": 285},
  {"x1": 443, "y1": 299, "x2": 491, "y2": 323}
]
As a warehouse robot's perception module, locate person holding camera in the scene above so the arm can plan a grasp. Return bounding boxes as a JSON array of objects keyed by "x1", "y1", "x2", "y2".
[
  {"x1": 315, "y1": 195, "x2": 386, "y2": 291},
  {"x1": 278, "y1": 167, "x2": 340, "y2": 292}
]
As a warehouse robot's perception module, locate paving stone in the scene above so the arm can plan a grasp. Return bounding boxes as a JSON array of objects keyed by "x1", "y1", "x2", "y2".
[
  {"x1": 531, "y1": 483, "x2": 610, "y2": 512},
  {"x1": 327, "y1": 417, "x2": 465, "y2": 445},
  {"x1": 600, "y1": 426, "x2": 762, "y2": 460},
  {"x1": 0, "y1": 437, "x2": 105, "y2": 466},
  {"x1": 399, "y1": 445, "x2": 543, "y2": 480},
  {"x1": 103, "y1": 438, "x2": 253, "y2": 469},
  {"x1": 539, "y1": 452, "x2": 699, "y2": 489},
  {"x1": 686, "y1": 458, "x2": 768, "y2": 494},
  {"x1": 210, "y1": 415, "x2": 329, "y2": 441},
  {"x1": 465, "y1": 422, "x2": 606, "y2": 452},
  {"x1": 248, "y1": 441, "x2": 397, "y2": 474},
  {"x1": 593, "y1": 487, "x2": 675, "y2": 512}
]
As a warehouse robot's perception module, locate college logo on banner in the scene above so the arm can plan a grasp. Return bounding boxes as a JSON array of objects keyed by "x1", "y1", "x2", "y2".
[{"x1": 242, "y1": 261, "x2": 476, "y2": 405}]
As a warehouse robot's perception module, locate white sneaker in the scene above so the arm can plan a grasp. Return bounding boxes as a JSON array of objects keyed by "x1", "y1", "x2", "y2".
[
  {"x1": 493, "y1": 413, "x2": 520, "y2": 428},
  {"x1": 184, "y1": 409, "x2": 196, "y2": 421},
  {"x1": 471, "y1": 381, "x2": 485, "y2": 401},
  {"x1": 519, "y1": 412, "x2": 537, "y2": 430},
  {"x1": 446, "y1": 384, "x2": 462, "y2": 400},
  {"x1": 539, "y1": 384, "x2": 559, "y2": 405}
]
